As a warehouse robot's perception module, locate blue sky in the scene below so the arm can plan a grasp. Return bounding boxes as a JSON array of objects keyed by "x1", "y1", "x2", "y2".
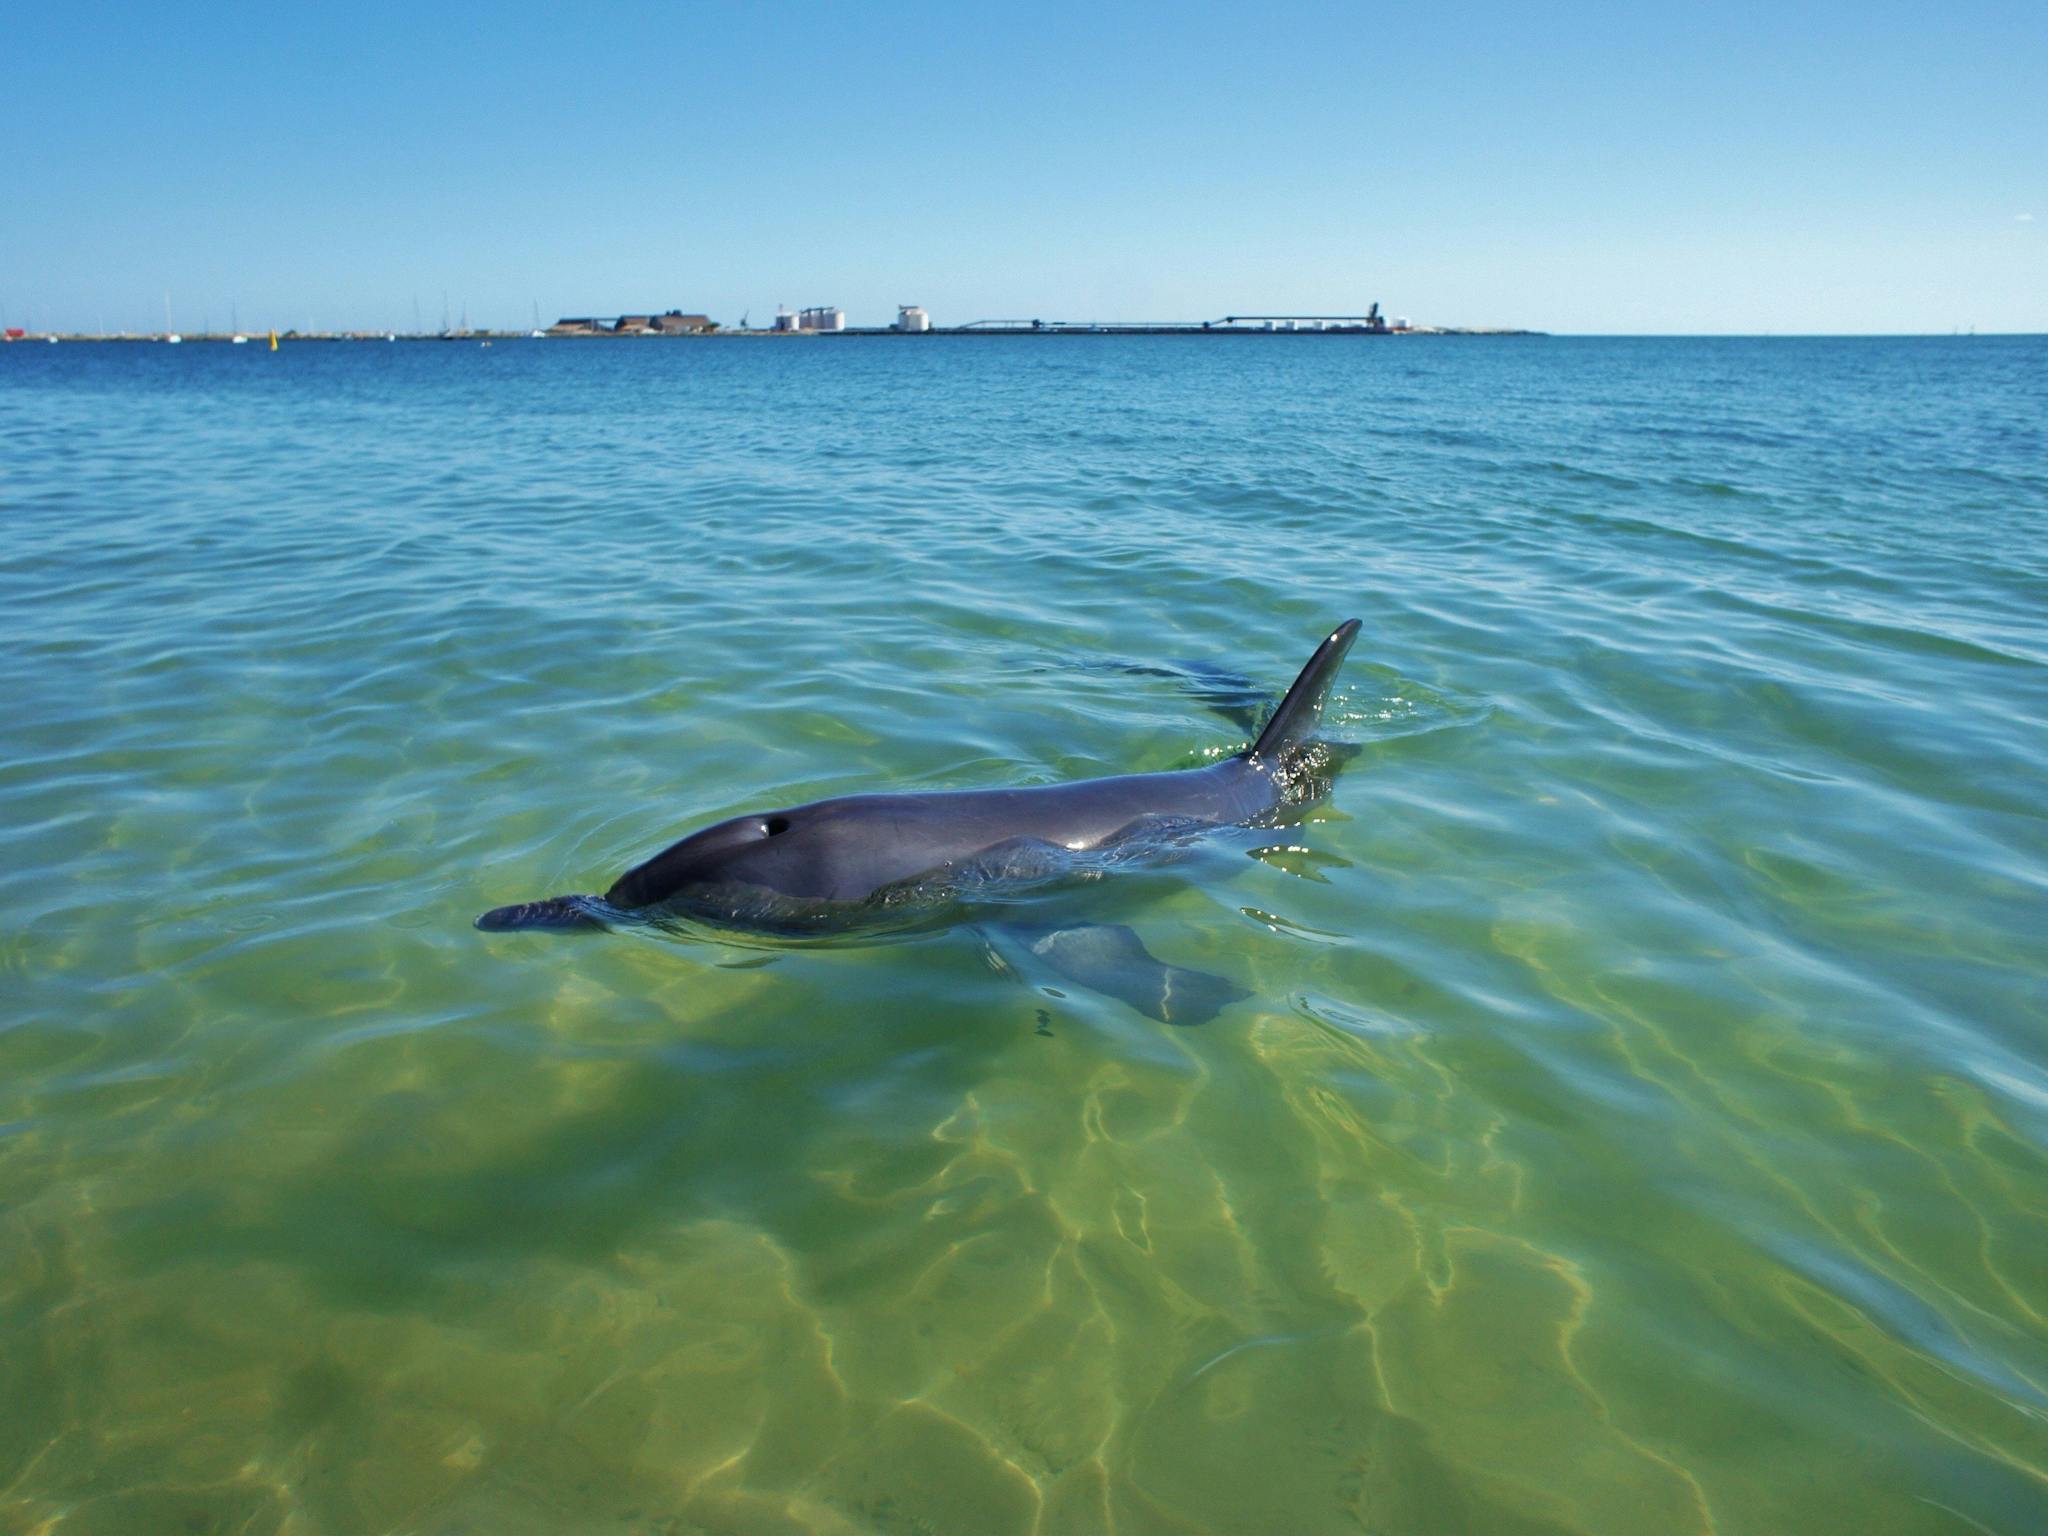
[{"x1": 5, "y1": 0, "x2": 2042, "y2": 333}]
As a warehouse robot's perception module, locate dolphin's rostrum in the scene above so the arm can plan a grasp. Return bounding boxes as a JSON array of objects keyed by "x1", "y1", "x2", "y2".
[{"x1": 477, "y1": 620, "x2": 1359, "y2": 940}]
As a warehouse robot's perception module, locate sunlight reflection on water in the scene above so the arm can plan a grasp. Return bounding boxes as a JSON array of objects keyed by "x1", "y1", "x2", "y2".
[{"x1": 1, "y1": 335, "x2": 2045, "y2": 1534}]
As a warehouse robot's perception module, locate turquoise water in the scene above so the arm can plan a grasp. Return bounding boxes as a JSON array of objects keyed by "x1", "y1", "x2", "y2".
[{"x1": 3, "y1": 335, "x2": 2045, "y2": 1534}]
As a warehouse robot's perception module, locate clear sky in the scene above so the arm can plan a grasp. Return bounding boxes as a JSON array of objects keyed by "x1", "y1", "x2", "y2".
[{"x1": 5, "y1": 0, "x2": 2042, "y2": 334}]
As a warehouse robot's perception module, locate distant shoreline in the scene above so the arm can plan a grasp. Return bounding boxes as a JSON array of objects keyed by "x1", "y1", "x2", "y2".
[
  {"x1": 10, "y1": 331, "x2": 2037, "y2": 346},
  {"x1": 7, "y1": 327, "x2": 1543, "y2": 345}
]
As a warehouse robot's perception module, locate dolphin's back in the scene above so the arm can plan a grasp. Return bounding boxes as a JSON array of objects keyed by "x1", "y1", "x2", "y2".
[
  {"x1": 607, "y1": 756, "x2": 1270, "y2": 910},
  {"x1": 479, "y1": 619, "x2": 1363, "y2": 931},
  {"x1": 798, "y1": 758, "x2": 1272, "y2": 898}
]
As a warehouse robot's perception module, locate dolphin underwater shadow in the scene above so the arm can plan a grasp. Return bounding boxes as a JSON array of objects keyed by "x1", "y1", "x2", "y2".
[{"x1": 477, "y1": 619, "x2": 1362, "y2": 1025}]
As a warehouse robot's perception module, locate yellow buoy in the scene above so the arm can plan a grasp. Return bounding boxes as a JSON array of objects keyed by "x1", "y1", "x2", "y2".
[{"x1": 268, "y1": 330, "x2": 278, "y2": 351}]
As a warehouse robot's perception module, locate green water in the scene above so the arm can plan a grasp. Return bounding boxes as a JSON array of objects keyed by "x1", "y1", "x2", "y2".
[{"x1": 3, "y1": 336, "x2": 2045, "y2": 1534}]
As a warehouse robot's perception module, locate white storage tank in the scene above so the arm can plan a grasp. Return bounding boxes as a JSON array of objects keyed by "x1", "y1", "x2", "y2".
[
  {"x1": 771, "y1": 307, "x2": 798, "y2": 332},
  {"x1": 894, "y1": 305, "x2": 931, "y2": 333},
  {"x1": 799, "y1": 306, "x2": 845, "y2": 332}
]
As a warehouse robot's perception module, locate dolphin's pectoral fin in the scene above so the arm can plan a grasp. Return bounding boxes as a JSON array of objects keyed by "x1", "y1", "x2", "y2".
[
  {"x1": 987, "y1": 922, "x2": 1251, "y2": 1027},
  {"x1": 943, "y1": 836, "x2": 1079, "y2": 890},
  {"x1": 1098, "y1": 814, "x2": 1216, "y2": 853},
  {"x1": 865, "y1": 838, "x2": 1080, "y2": 919}
]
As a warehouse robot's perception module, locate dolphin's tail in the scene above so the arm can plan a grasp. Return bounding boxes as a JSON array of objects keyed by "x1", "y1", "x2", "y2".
[
  {"x1": 1249, "y1": 619, "x2": 1361, "y2": 761},
  {"x1": 475, "y1": 894, "x2": 612, "y2": 932}
]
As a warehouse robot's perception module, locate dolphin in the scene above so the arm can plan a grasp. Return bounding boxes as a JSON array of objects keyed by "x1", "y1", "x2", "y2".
[
  {"x1": 988, "y1": 922, "x2": 1253, "y2": 1027},
  {"x1": 477, "y1": 619, "x2": 1359, "y2": 940}
]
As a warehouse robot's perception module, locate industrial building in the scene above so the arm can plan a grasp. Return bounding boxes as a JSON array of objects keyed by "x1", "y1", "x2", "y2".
[
  {"x1": 651, "y1": 311, "x2": 714, "y2": 333},
  {"x1": 893, "y1": 305, "x2": 931, "y2": 333},
  {"x1": 545, "y1": 310, "x2": 715, "y2": 336},
  {"x1": 615, "y1": 310, "x2": 714, "y2": 334}
]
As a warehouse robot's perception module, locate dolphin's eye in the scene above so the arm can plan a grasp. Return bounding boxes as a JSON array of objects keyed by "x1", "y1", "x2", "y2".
[{"x1": 761, "y1": 817, "x2": 791, "y2": 836}]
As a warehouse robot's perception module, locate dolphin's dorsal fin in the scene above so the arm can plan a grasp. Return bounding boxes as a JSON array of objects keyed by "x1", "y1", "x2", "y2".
[{"x1": 1248, "y1": 619, "x2": 1361, "y2": 761}]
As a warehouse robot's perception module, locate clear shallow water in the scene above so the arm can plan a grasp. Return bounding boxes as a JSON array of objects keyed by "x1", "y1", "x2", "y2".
[{"x1": 2, "y1": 334, "x2": 2045, "y2": 1535}]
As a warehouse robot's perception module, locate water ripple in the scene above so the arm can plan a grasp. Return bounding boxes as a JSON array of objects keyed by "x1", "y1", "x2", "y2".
[{"x1": 2, "y1": 335, "x2": 2045, "y2": 1534}]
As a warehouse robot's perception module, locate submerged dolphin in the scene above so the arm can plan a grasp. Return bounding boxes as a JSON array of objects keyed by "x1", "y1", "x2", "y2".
[
  {"x1": 989, "y1": 922, "x2": 1253, "y2": 1026},
  {"x1": 477, "y1": 619, "x2": 1360, "y2": 940}
]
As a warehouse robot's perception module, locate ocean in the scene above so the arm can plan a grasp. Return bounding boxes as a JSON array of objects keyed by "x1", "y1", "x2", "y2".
[{"x1": 3, "y1": 334, "x2": 2044, "y2": 1534}]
